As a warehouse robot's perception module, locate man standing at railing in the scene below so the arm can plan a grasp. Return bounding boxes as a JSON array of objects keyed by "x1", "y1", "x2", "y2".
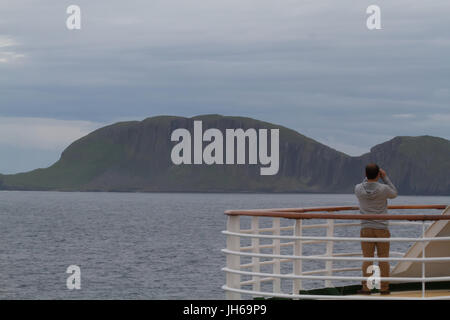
[{"x1": 355, "y1": 163, "x2": 398, "y2": 295}]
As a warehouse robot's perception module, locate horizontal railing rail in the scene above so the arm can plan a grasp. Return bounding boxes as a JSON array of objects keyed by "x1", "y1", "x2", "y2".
[
  {"x1": 221, "y1": 286, "x2": 450, "y2": 301},
  {"x1": 226, "y1": 205, "x2": 447, "y2": 215},
  {"x1": 223, "y1": 267, "x2": 450, "y2": 283},
  {"x1": 222, "y1": 248, "x2": 450, "y2": 262},
  {"x1": 222, "y1": 231, "x2": 450, "y2": 242}
]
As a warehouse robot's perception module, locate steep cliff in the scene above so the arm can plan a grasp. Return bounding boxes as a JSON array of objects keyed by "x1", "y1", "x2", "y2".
[{"x1": 1, "y1": 115, "x2": 449, "y2": 195}]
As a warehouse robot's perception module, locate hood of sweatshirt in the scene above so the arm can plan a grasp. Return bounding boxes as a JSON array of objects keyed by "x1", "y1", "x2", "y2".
[{"x1": 359, "y1": 178, "x2": 384, "y2": 200}]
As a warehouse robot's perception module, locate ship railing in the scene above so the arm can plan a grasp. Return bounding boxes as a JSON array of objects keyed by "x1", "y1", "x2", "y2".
[{"x1": 222, "y1": 205, "x2": 450, "y2": 300}]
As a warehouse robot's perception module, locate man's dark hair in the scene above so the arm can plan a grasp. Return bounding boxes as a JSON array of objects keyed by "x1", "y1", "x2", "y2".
[{"x1": 365, "y1": 163, "x2": 380, "y2": 180}]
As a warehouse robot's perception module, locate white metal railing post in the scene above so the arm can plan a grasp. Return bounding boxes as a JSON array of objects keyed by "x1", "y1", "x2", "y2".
[
  {"x1": 422, "y1": 220, "x2": 426, "y2": 299},
  {"x1": 325, "y1": 219, "x2": 335, "y2": 287},
  {"x1": 226, "y1": 215, "x2": 241, "y2": 299},
  {"x1": 292, "y1": 219, "x2": 303, "y2": 295},
  {"x1": 273, "y1": 218, "x2": 281, "y2": 294},
  {"x1": 251, "y1": 216, "x2": 261, "y2": 293}
]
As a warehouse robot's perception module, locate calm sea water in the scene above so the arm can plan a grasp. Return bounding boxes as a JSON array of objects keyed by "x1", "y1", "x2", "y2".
[{"x1": 0, "y1": 191, "x2": 448, "y2": 299}]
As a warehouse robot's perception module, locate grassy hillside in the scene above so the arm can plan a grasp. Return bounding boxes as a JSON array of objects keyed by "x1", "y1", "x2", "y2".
[{"x1": 1, "y1": 115, "x2": 449, "y2": 195}]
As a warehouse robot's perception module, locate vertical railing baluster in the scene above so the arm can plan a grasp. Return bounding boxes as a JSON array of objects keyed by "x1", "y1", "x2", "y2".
[
  {"x1": 251, "y1": 216, "x2": 260, "y2": 294},
  {"x1": 273, "y1": 218, "x2": 281, "y2": 294},
  {"x1": 226, "y1": 215, "x2": 241, "y2": 299},
  {"x1": 325, "y1": 219, "x2": 335, "y2": 288},
  {"x1": 422, "y1": 220, "x2": 426, "y2": 299},
  {"x1": 293, "y1": 219, "x2": 303, "y2": 296}
]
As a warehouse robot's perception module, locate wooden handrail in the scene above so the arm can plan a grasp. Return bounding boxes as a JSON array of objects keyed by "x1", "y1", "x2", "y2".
[{"x1": 225, "y1": 205, "x2": 449, "y2": 221}]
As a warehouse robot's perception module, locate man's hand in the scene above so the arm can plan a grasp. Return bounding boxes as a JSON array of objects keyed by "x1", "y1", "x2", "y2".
[{"x1": 379, "y1": 168, "x2": 387, "y2": 179}]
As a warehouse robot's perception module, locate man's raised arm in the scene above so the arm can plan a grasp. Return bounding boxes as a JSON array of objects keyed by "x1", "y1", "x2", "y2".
[{"x1": 380, "y1": 169, "x2": 398, "y2": 199}]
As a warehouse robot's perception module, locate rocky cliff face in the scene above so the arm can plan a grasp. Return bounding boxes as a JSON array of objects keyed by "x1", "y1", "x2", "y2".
[
  {"x1": 1, "y1": 115, "x2": 449, "y2": 195},
  {"x1": 359, "y1": 136, "x2": 450, "y2": 195}
]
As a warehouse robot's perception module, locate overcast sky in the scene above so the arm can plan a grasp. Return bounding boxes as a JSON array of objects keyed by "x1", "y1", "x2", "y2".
[{"x1": 0, "y1": 0, "x2": 449, "y2": 173}]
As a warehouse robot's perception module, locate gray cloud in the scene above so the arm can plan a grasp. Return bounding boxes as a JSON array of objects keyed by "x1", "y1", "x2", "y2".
[{"x1": 0, "y1": 0, "x2": 449, "y2": 171}]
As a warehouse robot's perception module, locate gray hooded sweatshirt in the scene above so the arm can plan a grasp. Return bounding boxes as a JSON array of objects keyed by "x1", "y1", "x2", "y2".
[{"x1": 354, "y1": 176, "x2": 398, "y2": 230}]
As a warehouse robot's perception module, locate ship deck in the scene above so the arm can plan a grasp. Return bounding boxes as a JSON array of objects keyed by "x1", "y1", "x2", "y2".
[{"x1": 355, "y1": 289, "x2": 450, "y2": 298}]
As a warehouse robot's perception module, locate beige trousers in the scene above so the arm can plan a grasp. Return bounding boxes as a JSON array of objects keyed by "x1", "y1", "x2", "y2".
[{"x1": 360, "y1": 228, "x2": 390, "y2": 291}]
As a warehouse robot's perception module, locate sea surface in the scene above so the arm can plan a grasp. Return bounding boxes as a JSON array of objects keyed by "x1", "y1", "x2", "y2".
[{"x1": 0, "y1": 191, "x2": 448, "y2": 299}]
